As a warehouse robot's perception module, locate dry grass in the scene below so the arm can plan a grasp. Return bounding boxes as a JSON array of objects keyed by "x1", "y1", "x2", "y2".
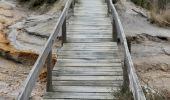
[{"x1": 150, "y1": 10, "x2": 170, "y2": 27}]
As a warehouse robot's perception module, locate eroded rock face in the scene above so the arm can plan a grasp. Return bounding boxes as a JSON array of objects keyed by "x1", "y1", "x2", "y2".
[
  {"x1": 8, "y1": 14, "x2": 61, "y2": 55},
  {"x1": 130, "y1": 34, "x2": 170, "y2": 98}
]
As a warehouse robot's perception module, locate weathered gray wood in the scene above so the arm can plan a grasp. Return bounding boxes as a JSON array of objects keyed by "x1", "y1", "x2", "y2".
[
  {"x1": 62, "y1": 18, "x2": 67, "y2": 44},
  {"x1": 53, "y1": 66, "x2": 123, "y2": 72},
  {"x1": 55, "y1": 62, "x2": 121, "y2": 67},
  {"x1": 52, "y1": 86, "x2": 118, "y2": 92},
  {"x1": 56, "y1": 58, "x2": 121, "y2": 63},
  {"x1": 62, "y1": 42, "x2": 117, "y2": 46},
  {"x1": 44, "y1": 92, "x2": 115, "y2": 99},
  {"x1": 61, "y1": 46, "x2": 118, "y2": 50},
  {"x1": 17, "y1": 0, "x2": 74, "y2": 100},
  {"x1": 107, "y1": 0, "x2": 146, "y2": 100},
  {"x1": 43, "y1": 0, "x2": 124, "y2": 99},
  {"x1": 47, "y1": 50, "x2": 52, "y2": 92},
  {"x1": 52, "y1": 70, "x2": 123, "y2": 76},
  {"x1": 52, "y1": 80, "x2": 123, "y2": 86},
  {"x1": 52, "y1": 76, "x2": 123, "y2": 81}
]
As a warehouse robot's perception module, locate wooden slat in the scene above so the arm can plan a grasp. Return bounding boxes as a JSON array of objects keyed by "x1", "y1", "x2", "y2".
[
  {"x1": 56, "y1": 58, "x2": 121, "y2": 63},
  {"x1": 52, "y1": 71, "x2": 123, "y2": 76},
  {"x1": 52, "y1": 76, "x2": 123, "y2": 81},
  {"x1": 52, "y1": 86, "x2": 118, "y2": 93},
  {"x1": 55, "y1": 62, "x2": 121, "y2": 67},
  {"x1": 52, "y1": 80, "x2": 123, "y2": 86},
  {"x1": 44, "y1": 92, "x2": 115, "y2": 99},
  {"x1": 53, "y1": 66, "x2": 122, "y2": 72},
  {"x1": 62, "y1": 42, "x2": 117, "y2": 46}
]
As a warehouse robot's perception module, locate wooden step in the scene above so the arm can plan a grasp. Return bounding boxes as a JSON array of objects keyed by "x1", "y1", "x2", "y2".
[
  {"x1": 52, "y1": 80, "x2": 123, "y2": 86},
  {"x1": 44, "y1": 92, "x2": 116, "y2": 99},
  {"x1": 52, "y1": 86, "x2": 118, "y2": 93}
]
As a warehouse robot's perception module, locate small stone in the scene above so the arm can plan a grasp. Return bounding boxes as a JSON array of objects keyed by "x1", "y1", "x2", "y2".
[
  {"x1": 163, "y1": 47, "x2": 170, "y2": 56},
  {"x1": 160, "y1": 63, "x2": 169, "y2": 72}
]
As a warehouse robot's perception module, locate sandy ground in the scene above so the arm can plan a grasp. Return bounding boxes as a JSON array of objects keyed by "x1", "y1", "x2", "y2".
[{"x1": 117, "y1": 0, "x2": 170, "y2": 98}]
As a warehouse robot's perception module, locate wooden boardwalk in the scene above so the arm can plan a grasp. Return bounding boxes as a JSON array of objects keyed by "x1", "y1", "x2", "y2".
[{"x1": 43, "y1": 0, "x2": 123, "y2": 99}]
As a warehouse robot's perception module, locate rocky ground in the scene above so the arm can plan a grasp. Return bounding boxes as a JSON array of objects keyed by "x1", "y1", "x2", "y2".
[
  {"x1": 0, "y1": 0, "x2": 65, "y2": 99},
  {"x1": 117, "y1": 0, "x2": 170, "y2": 98}
]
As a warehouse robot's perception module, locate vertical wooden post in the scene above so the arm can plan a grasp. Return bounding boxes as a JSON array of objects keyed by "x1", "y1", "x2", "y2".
[
  {"x1": 112, "y1": 18, "x2": 117, "y2": 42},
  {"x1": 47, "y1": 50, "x2": 52, "y2": 92},
  {"x1": 127, "y1": 39, "x2": 131, "y2": 53},
  {"x1": 123, "y1": 56, "x2": 130, "y2": 90},
  {"x1": 70, "y1": 0, "x2": 74, "y2": 15},
  {"x1": 62, "y1": 18, "x2": 67, "y2": 45},
  {"x1": 106, "y1": 0, "x2": 110, "y2": 16}
]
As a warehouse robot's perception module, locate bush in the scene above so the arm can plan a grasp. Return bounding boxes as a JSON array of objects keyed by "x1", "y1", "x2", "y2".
[{"x1": 131, "y1": 0, "x2": 170, "y2": 27}]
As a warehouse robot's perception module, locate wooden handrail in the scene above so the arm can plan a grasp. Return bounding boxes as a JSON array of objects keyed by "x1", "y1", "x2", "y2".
[
  {"x1": 17, "y1": 0, "x2": 74, "y2": 99},
  {"x1": 106, "y1": 0, "x2": 146, "y2": 100}
]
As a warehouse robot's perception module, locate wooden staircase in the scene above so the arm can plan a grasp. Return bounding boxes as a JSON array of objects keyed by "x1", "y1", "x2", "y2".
[{"x1": 43, "y1": 0, "x2": 123, "y2": 99}]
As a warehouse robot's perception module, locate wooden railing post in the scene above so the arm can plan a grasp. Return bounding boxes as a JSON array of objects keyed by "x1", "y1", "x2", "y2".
[
  {"x1": 62, "y1": 18, "x2": 67, "y2": 45},
  {"x1": 112, "y1": 18, "x2": 117, "y2": 42},
  {"x1": 70, "y1": 0, "x2": 74, "y2": 16},
  {"x1": 127, "y1": 39, "x2": 131, "y2": 53},
  {"x1": 47, "y1": 50, "x2": 52, "y2": 92},
  {"x1": 106, "y1": 0, "x2": 111, "y2": 16}
]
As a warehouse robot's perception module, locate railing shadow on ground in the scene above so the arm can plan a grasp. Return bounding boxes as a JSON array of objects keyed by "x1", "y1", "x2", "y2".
[{"x1": 105, "y1": 0, "x2": 146, "y2": 100}]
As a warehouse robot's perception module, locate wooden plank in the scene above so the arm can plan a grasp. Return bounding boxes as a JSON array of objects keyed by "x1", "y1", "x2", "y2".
[
  {"x1": 44, "y1": 92, "x2": 115, "y2": 99},
  {"x1": 56, "y1": 58, "x2": 121, "y2": 63},
  {"x1": 55, "y1": 62, "x2": 121, "y2": 67},
  {"x1": 57, "y1": 50, "x2": 118, "y2": 54},
  {"x1": 57, "y1": 52, "x2": 118, "y2": 56},
  {"x1": 52, "y1": 86, "x2": 118, "y2": 93},
  {"x1": 52, "y1": 80, "x2": 123, "y2": 86},
  {"x1": 62, "y1": 44, "x2": 117, "y2": 47},
  {"x1": 52, "y1": 76, "x2": 123, "y2": 81},
  {"x1": 58, "y1": 48, "x2": 118, "y2": 51},
  {"x1": 68, "y1": 22, "x2": 111, "y2": 26},
  {"x1": 67, "y1": 32, "x2": 112, "y2": 35},
  {"x1": 69, "y1": 17, "x2": 110, "y2": 21},
  {"x1": 67, "y1": 30, "x2": 112, "y2": 33},
  {"x1": 52, "y1": 70, "x2": 123, "y2": 76},
  {"x1": 67, "y1": 27, "x2": 112, "y2": 31},
  {"x1": 60, "y1": 46, "x2": 117, "y2": 49},
  {"x1": 57, "y1": 51, "x2": 118, "y2": 55},
  {"x1": 63, "y1": 42, "x2": 117, "y2": 46},
  {"x1": 58, "y1": 56, "x2": 119, "y2": 59},
  {"x1": 67, "y1": 38, "x2": 113, "y2": 43},
  {"x1": 53, "y1": 66, "x2": 122, "y2": 72}
]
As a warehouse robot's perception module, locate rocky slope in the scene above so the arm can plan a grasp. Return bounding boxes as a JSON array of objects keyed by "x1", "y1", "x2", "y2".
[
  {"x1": 0, "y1": 0, "x2": 65, "y2": 99},
  {"x1": 116, "y1": 0, "x2": 170, "y2": 98}
]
